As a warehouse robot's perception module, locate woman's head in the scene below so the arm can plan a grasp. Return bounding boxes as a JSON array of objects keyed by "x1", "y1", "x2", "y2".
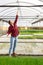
[{"x1": 8, "y1": 20, "x2": 14, "y2": 26}]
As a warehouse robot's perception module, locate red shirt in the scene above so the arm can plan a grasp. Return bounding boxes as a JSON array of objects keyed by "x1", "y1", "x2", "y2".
[{"x1": 7, "y1": 15, "x2": 19, "y2": 37}]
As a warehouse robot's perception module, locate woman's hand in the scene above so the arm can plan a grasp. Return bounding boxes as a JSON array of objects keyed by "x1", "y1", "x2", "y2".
[
  {"x1": 7, "y1": 34, "x2": 9, "y2": 37},
  {"x1": 16, "y1": 11, "x2": 18, "y2": 15}
]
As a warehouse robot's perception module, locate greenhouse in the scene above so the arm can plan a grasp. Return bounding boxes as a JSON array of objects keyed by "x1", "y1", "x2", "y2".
[{"x1": 0, "y1": 0, "x2": 43, "y2": 55}]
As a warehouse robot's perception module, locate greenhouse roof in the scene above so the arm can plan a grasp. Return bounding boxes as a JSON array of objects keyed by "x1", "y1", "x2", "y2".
[{"x1": 0, "y1": 0, "x2": 43, "y2": 26}]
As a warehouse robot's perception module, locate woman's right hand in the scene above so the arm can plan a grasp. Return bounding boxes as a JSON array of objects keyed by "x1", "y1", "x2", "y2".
[{"x1": 16, "y1": 11, "x2": 18, "y2": 15}]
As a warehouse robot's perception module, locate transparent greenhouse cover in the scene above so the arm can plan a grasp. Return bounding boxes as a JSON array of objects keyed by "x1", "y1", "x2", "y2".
[{"x1": 0, "y1": 0, "x2": 43, "y2": 27}]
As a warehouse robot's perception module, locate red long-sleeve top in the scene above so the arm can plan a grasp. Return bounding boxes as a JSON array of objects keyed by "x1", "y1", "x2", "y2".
[{"x1": 7, "y1": 15, "x2": 19, "y2": 37}]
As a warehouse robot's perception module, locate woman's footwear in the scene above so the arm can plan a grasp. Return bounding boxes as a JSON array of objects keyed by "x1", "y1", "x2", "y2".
[{"x1": 12, "y1": 53, "x2": 17, "y2": 57}]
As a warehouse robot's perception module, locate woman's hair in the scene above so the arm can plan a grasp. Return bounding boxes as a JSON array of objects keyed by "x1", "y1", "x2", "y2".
[{"x1": 8, "y1": 20, "x2": 11, "y2": 25}]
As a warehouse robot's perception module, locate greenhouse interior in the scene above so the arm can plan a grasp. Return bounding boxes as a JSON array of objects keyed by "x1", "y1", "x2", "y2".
[{"x1": 0, "y1": 0, "x2": 43, "y2": 55}]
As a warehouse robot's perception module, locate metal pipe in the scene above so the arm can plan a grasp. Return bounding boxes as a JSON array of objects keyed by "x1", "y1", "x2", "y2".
[{"x1": 0, "y1": 5, "x2": 43, "y2": 7}]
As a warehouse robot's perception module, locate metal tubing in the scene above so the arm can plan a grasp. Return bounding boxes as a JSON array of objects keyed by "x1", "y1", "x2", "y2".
[{"x1": 0, "y1": 5, "x2": 43, "y2": 7}]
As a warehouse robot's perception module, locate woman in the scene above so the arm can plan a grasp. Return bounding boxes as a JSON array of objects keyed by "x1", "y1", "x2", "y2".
[{"x1": 7, "y1": 11, "x2": 19, "y2": 56}]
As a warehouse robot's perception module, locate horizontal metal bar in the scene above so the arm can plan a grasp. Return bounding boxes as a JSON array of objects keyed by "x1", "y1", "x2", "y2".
[
  {"x1": 1, "y1": 15, "x2": 43, "y2": 17},
  {"x1": 0, "y1": 41, "x2": 43, "y2": 43},
  {"x1": 0, "y1": 17, "x2": 39, "y2": 19},
  {"x1": 0, "y1": 16, "x2": 40, "y2": 17},
  {"x1": 0, "y1": 5, "x2": 43, "y2": 7}
]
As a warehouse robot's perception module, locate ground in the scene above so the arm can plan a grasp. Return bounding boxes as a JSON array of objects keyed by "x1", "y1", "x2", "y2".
[{"x1": 0, "y1": 56, "x2": 43, "y2": 65}]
